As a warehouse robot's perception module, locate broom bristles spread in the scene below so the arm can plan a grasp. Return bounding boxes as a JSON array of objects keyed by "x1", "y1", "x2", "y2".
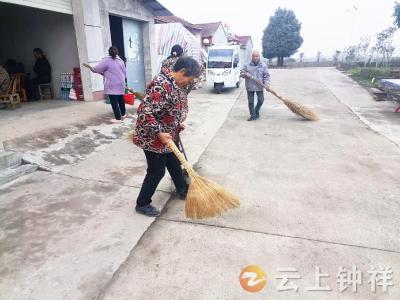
[
  {"x1": 280, "y1": 97, "x2": 319, "y2": 121},
  {"x1": 266, "y1": 87, "x2": 319, "y2": 121},
  {"x1": 185, "y1": 175, "x2": 240, "y2": 219},
  {"x1": 167, "y1": 140, "x2": 240, "y2": 219}
]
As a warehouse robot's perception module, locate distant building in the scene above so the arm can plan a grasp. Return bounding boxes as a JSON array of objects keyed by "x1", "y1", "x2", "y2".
[
  {"x1": 194, "y1": 22, "x2": 229, "y2": 49},
  {"x1": 237, "y1": 35, "x2": 253, "y2": 64},
  {"x1": 153, "y1": 22, "x2": 203, "y2": 76},
  {"x1": 155, "y1": 16, "x2": 253, "y2": 67},
  {"x1": 155, "y1": 15, "x2": 203, "y2": 36}
]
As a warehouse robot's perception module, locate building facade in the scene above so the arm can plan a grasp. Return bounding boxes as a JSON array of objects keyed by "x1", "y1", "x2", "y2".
[{"x1": 0, "y1": 0, "x2": 171, "y2": 101}]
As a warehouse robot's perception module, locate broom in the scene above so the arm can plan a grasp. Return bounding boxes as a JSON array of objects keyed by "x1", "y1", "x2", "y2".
[
  {"x1": 126, "y1": 88, "x2": 144, "y2": 101},
  {"x1": 166, "y1": 139, "x2": 240, "y2": 219},
  {"x1": 241, "y1": 71, "x2": 319, "y2": 121}
]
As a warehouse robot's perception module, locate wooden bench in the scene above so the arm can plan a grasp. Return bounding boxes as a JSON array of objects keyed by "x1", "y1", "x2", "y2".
[
  {"x1": 11, "y1": 73, "x2": 27, "y2": 102},
  {"x1": 378, "y1": 79, "x2": 400, "y2": 112},
  {"x1": 389, "y1": 69, "x2": 400, "y2": 78},
  {"x1": 38, "y1": 83, "x2": 53, "y2": 100},
  {"x1": 0, "y1": 76, "x2": 21, "y2": 109},
  {"x1": 369, "y1": 87, "x2": 387, "y2": 101}
]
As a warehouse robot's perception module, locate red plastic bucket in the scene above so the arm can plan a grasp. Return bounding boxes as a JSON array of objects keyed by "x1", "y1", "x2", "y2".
[{"x1": 123, "y1": 93, "x2": 135, "y2": 105}]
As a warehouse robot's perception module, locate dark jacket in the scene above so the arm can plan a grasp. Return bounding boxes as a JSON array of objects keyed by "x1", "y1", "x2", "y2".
[{"x1": 34, "y1": 57, "x2": 51, "y2": 83}]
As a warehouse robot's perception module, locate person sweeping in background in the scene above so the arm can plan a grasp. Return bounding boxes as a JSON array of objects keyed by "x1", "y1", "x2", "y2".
[
  {"x1": 161, "y1": 44, "x2": 199, "y2": 108},
  {"x1": 241, "y1": 50, "x2": 270, "y2": 121},
  {"x1": 132, "y1": 56, "x2": 201, "y2": 217},
  {"x1": 83, "y1": 46, "x2": 127, "y2": 123},
  {"x1": 161, "y1": 44, "x2": 184, "y2": 71}
]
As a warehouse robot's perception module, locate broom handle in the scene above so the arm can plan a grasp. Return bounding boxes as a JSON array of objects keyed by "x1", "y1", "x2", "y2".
[
  {"x1": 166, "y1": 139, "x2": 196, "y2": 177},
  {"x1": 242, "y1": 72, "x2": 284, "y2": 101}
]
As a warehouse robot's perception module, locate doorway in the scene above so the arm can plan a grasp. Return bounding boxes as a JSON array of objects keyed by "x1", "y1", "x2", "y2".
[{"x1": 109, "y1": 15, "x2": 145, "y2": 92}]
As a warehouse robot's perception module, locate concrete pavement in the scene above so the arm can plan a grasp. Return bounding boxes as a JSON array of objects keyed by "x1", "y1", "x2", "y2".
[
  {"x1": 0, "y1": 100, "x2": 110, "y2": 146},
  {"x1": 318, "y1": 68, "x2": 400, "y2": 147},
  {"x1": 101, "y1": 68, "x2": 400, "y2": 300},
  {"x1": 0, "y1": 86, "x2": 242, "y2": 299}
]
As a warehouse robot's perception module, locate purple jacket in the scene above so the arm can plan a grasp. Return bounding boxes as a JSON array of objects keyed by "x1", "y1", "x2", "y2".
[{"x1": 92, "y1": 56, "x2": 126, "y2": 95}]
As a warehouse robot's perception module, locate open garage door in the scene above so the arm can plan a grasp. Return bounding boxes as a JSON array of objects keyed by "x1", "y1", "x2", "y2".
[
  {"x1": 0, "y1": 2, "x2": 80, "y2": 100},
  {"x1": 0, "y1": 0, "x2": 72, "y2": 14}
]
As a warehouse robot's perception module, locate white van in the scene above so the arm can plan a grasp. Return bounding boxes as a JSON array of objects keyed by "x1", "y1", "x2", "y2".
[{"x1": 206, "y1": 45, "x2": 241, "y2": 93}]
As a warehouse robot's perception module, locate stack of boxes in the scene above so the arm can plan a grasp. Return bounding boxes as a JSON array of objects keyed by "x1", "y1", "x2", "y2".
[{"x1": 60, "y1": 73, "x2": 73, "y2": 100}]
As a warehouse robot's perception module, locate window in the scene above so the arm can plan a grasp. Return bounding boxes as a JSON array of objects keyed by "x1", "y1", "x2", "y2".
[{"x1": 208, "y1": 49, "x2": 233, "y2": 68}]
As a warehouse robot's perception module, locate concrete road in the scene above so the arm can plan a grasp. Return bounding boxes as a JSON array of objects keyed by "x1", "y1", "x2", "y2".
[
  {"x1": 101, "y1": 68, "x2": 400, "y2": 300},
  {"x1": 0, "y1": 87, "x2": 241, "y2": 299}
]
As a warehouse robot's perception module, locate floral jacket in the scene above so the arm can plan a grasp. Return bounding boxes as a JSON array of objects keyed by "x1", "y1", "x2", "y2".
[
  {"x1": 161, "y1": 57, "x2": 199, "y2": 95},
  {"x1": 132, "y1": 68, "x2": 188, "y2": 153},
  {"x1": 161, "y1": 57, "x2": 179, "y2": 73}
]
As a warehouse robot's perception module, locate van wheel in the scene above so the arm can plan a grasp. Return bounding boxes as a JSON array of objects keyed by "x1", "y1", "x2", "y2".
[
  {"x1": 216, "y1": 84, "x2": 222, "y2": 94},
  {"x1": 236, "y1": 81, "x2": 240, "y2": 88}
]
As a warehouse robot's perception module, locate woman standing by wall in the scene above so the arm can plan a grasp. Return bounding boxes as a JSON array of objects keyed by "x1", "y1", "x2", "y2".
[{"x1": 84, "y1": 46, "x2": 127, "y2": 123}]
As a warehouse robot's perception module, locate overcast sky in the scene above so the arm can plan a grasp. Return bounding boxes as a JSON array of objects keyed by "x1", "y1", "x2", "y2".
[{"x1": 158, "y1": 0, "x2": 400, "y2": 59}]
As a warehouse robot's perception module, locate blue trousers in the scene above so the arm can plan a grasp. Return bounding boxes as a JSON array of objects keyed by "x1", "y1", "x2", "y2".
[{"x1": 247, "y1": 91, "x2": 264, "y2": 117}]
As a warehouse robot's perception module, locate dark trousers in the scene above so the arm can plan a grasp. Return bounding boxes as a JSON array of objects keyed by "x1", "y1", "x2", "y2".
[
  {"x1": 108, "y1": 94, "x2": 126, "y2": 120},
  {"x1": 247, "y1": 91, "x2": 264, "y2": 117},
  {"x1": 136, "y1": 150, "x2": 187, "y2": 207},
  {"x1": 27, "y1": 77, "x2": 49, "y2": 101}
]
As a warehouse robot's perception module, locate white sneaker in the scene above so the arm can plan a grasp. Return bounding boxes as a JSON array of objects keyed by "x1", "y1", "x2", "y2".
[{"x1": 110, "y1": 119, "x2": 122, "y2": 123}]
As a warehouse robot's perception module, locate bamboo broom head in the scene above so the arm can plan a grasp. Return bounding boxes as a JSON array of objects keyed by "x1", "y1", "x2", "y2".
[
  {"x1": 185, "y1": 174, "x2": 241, "y2": 219},
  {"x1": 280, "y1": 98, "x2": 319, "y2": 121},
  {"x1": 266, "y1": 87, "x2": 319, "y2": 121},
  {"x1": 167, "y1": 140, "x2": 240, "y2": 219}
]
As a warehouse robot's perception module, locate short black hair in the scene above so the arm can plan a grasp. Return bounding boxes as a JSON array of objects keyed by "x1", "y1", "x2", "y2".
[
  {"x1": 33, "y1": 48, "x2": 43, "y2": 55},
  {"x1": 173, "y1": 57, "x2": 201, "y2": 78}
]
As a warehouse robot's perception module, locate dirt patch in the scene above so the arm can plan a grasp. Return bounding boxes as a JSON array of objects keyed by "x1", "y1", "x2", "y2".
[{"x1": 4, "y1": 115, "x2": 134, "y2": 167}]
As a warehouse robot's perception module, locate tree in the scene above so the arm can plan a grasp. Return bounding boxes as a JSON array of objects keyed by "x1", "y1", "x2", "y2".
[
  {"x1": 342, "y1": 46, "x2": 357, "y2": 65},
  {"x1": 333, "y1": 50, "x2": 341, "y2": 66},
  {"x1": 299, "y1": 52, "x2": 304, "y2": 63},
  {"x1": 374, "y1": 27, "x2": 396, "y2": 67},
  {"x1": 262, "y1": 8, "x2": 303, "y2": 67},
  {"x1": 357, "y1": 36, "x2": 370, "y2": 63},
  {"x1": 365, "y1": 46, "x2": 376, "y2": 67},
  {"x1": 393, "y1": 2, "x2": 400, "y2": 28}
]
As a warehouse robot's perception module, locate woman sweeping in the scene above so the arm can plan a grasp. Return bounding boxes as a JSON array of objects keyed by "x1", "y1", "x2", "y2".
[
  {"x1": 162, "y1": 44, "x2": 200, "y2": 94},
  {"x1": 161, "y1": 44, "x2": 184, "y2": 71},
  {"x1": 132, "y1": 57, "x2": 201, "y2": 217},
  {"x1": 160, "y1": 45, "x2": 199, "y2": 129},
  {"x1": 83, "y1": 46, "x2": 127, "y2": 123}
]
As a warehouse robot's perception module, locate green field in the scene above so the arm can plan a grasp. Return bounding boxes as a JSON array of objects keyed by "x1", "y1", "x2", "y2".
[{"x1": 346, "y1": 67, "x2": 392, "y2": 87}]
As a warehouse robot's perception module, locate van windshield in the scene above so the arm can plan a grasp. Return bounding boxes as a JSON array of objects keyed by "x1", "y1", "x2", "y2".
[{"x1": 208, "y1": 49, "x2": 233, "y2": 68}]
